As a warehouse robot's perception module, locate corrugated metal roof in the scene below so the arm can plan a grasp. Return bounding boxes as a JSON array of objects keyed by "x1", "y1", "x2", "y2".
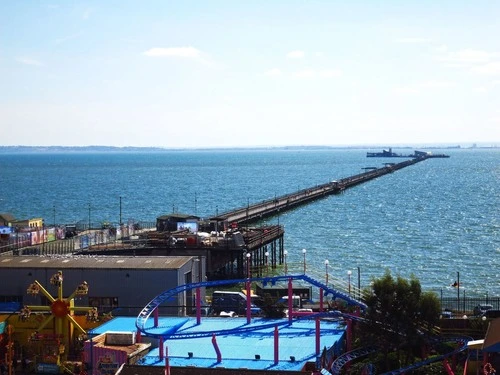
[{"x1": 0, "y1": 256, "x2": 192, "y2": 270}]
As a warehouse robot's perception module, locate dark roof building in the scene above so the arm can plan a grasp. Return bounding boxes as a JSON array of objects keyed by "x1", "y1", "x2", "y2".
[{"x1": 0, "y1": 255, "x2": 205, "y2": 316}]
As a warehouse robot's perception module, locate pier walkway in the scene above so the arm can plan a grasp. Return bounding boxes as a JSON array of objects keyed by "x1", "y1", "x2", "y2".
[{"x1": 212, "y1": 155, "x2": 428, "y2": 225}]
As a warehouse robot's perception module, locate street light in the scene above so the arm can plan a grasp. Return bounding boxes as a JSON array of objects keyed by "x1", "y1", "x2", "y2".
[
  {"x1": 265, "y1": 251, "x2": 269, "y2": 275},
  {"x1": 324, "y1": 260, "x2": 329, "y2": 285},
  {"x1": 302, "y1": 248, "x2": 307, "y2": 274},
  {"x1": 246, "y1": 253, "x2": 251, "y2": 278},
  {"x1": 347, "y1": 270, "x2": 352, "y2": 295},
  {"x1": 284, "y1": 250, "x2": 288, "y2": 275}
]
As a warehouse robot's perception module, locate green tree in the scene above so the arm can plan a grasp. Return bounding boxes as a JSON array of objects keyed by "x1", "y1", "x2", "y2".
[{"x1": 357, "y1": 270, "x2": 441, "y2": 372}]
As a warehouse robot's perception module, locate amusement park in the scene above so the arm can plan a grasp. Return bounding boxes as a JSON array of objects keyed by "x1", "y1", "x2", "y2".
[
  {"x1": 0, "y1": 155, "x2": 499, "y2": 374},
  {"x1": 0, "y1": 250, "x2": 499, "y2": 375}
]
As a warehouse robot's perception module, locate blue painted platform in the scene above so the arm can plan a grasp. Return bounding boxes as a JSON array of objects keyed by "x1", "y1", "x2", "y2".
[{"x1": 91, "y1": 316, "x2": 346, "y2": 371}]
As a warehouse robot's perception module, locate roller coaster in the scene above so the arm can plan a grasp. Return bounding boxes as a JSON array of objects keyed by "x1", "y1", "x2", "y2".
[{"x1": 135, "y1": 274, "x2": 471, "y2": 374}]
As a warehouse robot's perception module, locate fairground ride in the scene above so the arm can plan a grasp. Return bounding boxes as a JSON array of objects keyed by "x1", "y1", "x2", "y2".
[{"x1": 21, "y1": 271, "x2": 98, "y2": 367}]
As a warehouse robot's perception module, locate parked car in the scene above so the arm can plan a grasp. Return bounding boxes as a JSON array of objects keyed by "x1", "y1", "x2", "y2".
[
  {"x1": 473, "y1": 304, "x2": 493, "y2": 316},
  {"x1": 191, "y1": 304, "x2": 211, "y2": 316},
  {"x1": 482, "y1": 309, "x2": 500, "y2": 319},
  {"x1": 211, "y1": 290, "x2": 262, "y2": 316}
]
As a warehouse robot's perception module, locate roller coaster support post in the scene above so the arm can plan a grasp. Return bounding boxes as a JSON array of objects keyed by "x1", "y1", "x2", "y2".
[
  {"x1": 159, "y1": 337, "x2": 164, "y2": 360},
  {"x1": 154, "y1": 307, "x2": 159, "y2": 327},
  {"x1": 212, "y1": 334, "x2": 222, "y2": 363},
  {"x1": 288, "y1": 278, "x2": 293, "y2": 323},
  {"x1": 347, "y1": 318, "x2": 352, "y2": 352},
  {"x1": 136, "y1": 328, "x2": 142, "y2": 343},
  {"x1": 274, "y1": 326, "x2": 279, "y2": 365},
  {"x1": 165, "y1": 347, "x2": 170, "y2": 375},
  {"x1": 319, "y1": 289, "x2": 324, "y2": 312},
  {"x1": 196, "y1": 287, "x2": 201, "y2": 325},
  {"x1": 315, "y1": 318, "x2": 320, "y2": 355}
]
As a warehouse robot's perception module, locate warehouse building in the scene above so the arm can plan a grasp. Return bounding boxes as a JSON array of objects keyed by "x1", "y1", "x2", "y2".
[{"x1": 0, "y1": 255, "x2": 205, "y2": 316}]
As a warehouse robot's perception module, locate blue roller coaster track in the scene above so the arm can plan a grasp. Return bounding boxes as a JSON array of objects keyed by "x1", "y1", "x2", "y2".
[
  {"x1": 135, "y1": 275, "x2": 471, "y2": 375},
  {"x1": 135, "y1": 274, "x2": 367, "y2": 337}
]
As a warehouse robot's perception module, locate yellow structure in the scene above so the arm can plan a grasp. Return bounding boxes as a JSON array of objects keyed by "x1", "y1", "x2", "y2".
[
  {"x1": 24, "y1": 271, "x2": 95, "y2": 365},
  {"x1": 12, "y1": 217, "x2": 44, "y2": 229}
]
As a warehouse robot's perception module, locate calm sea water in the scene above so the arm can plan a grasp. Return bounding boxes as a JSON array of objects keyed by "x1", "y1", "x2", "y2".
[{"x1": 0, "y1": 148, "x2": 498, "y2": 297}]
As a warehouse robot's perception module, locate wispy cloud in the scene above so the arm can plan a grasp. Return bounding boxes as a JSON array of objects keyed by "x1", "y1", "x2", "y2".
[
  {"x1": 436, "y1": 48, "x2": 500, "y2": 75},
  {"x1": 16, "y1": 57, "x2": 44, "y2": 66},
  {"x1": 438, "y1": 49, "x2": 493, "y2": 64},
  {"x1": 287, "y1": 50, "x2": 305, "y2": 59},
  {"x1": 264, "y1": 68, "x2": 283, "y2": 77},
  {"x1": 293, "y1": 68, "x2": 342, "y2": 79},
  {"x1": 393, "y1": 80, "x2": 455, "y2": 94},
  {"x1": 471, "y1": 62, "x2": 500, "y2": 75},
  {"x1": 143, "y1": 47, "x2": 202, "y2": 58},
  {"x1": 54, "y1": 32, "x2": 83, "y2": 45},
  {"x1": 82, "y1": 8, "x2": 93, "y2": 20},
  {"x1": 395, "y1": 37, "x2": 431, "y2": 44}
]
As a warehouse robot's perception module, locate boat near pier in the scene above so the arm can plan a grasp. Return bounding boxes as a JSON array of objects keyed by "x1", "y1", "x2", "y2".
[{"x1": 367, "y1": 148, "x2": 450, "y2": 158}]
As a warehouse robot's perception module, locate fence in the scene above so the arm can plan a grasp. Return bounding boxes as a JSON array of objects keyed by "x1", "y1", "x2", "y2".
[{"x1": 440, "y1": 296, "x2": 500, "y2": 314}]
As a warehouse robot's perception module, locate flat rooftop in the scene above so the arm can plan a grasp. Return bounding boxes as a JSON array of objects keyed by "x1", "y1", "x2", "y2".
[
  {"x1": 0, "y1": 255, "x2": 192, "y2": 270},
  {"x1": 91, "y1": 316, "x2": 346, "y2": 372}
]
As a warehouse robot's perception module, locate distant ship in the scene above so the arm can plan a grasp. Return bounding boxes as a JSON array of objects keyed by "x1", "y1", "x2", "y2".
[
  {"x1": 366, "y1": 148, "x2": 405, "y2": 157},
  {"x1": 367, "y1": 148, "x2": 450, "y2": 158}
]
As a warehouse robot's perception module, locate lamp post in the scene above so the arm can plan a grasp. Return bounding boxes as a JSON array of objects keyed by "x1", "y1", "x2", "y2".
[
  {"x1": 284, "y1": 250, "x2": 288, "y2": 275},
  {"x1": 347, "y1": 270, "x2": 352, "y2": 295},
  {"x1": 302, "y1": 248, "x2": 307, "y2": 274},
  {"x1": 53, "y1": 205, "x2": 56, "y2": 227},
  {"x1": 265, "y1": 251, "x2": 269, "y2": 276},
  {"x1": 246, "y1": 253, "x2": 251, "y2": 278},
  {"x1": 246, "y1": 252, "x2": 252, "y2": 324},
  {"x1": 88, "y1": 203, "x2": 91, "y2": 231},
  {"x1": 119, "y1": 196, "x2": 122, "y2": 226},
  {"x1": 324, "y1": 260, "x2": 329, "y2": 285}
]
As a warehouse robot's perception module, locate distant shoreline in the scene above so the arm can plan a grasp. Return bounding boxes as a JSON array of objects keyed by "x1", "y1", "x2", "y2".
[{"x1": 0, "y1": 144, "x2": 498, "y2": 153}]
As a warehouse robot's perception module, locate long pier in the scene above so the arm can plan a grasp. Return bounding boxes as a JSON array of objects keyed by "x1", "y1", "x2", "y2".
[
  {"x1": 25, "y1": 153, "x2": 440, "y2": 280},
  {"x1": 212, "y1": 155, "x2": 429, "y2": 225}
]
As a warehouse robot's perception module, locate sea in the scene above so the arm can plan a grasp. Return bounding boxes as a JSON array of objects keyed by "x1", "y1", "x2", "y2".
[{"x1": 0, "y1": 148, "x2": 498, "y2": 298}]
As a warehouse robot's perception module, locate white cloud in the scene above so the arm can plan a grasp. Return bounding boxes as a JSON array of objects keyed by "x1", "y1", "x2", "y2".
[
  {"x1": 434, "y1": 45, "x2": 448, "y2": 53},
  {"x1": 294, "y1": 69, "x2": 315, "y2": 78},
  {"x1": 319, "y1": 69, "x2": 342, "y2": 78},
  {"x1": 473, "y1": 86, "x2": 488, "y2": 93},
  {"x1": 471, "y1": 62, "x2": 500, "y2": 75},
  {"x1": 54, "y1": 32, "x2": 83, "y2": 45},
  {"x1": 264, "y1": 68, "x2": 283, "y2": 77},
  {"x1": 143, "y1": 47, "x2": 202, "y2": 58},
  {"x1": 393, "y1": 87, "x2": 419, "y2": 95},
  {"x1": 395, "y1": 37, "x2": 431, "y2": 44},
  {"x1": 82, "y1": 8, "x2": 93, "y2": 20},
  {"x1": 438, "y1": 49, "x2": 493, "y2": 65},
  {"x1": 418, "y1": 80, "x2": 455, "y2": 89},
  {"x1": 15, "y1": 57, "x2": 44, "y2": 66},
  {"x1": 293, "y1": 69, "x2": 342, "y2": 79},
  {"x1": 287, "y1": 50, "x2": 305, "y2": 59},
  {"x1": 393, "y1": 80, "x2": 454, "y2": 94}
]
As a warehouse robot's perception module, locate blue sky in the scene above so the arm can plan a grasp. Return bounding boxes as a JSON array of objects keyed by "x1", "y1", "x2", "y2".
[{"x1": 1, "y1": 1, "x2": 499, "y2": 148}]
